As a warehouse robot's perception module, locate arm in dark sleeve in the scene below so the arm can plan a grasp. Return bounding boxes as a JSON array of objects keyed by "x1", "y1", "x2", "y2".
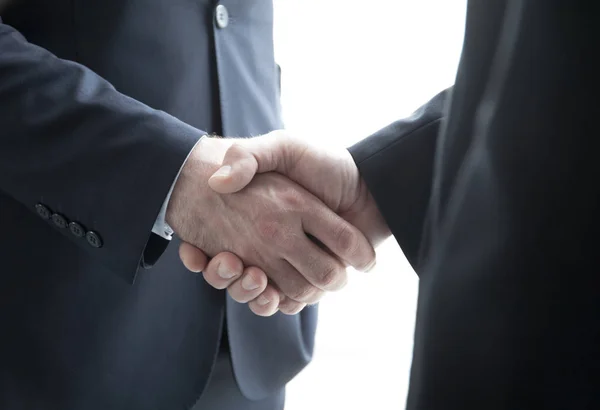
[
  {"x1": 348, "y1": 89, "x2": 450, "y2": 270},
  {"x1": 0, "y1": 20, "x2": 204, "y2": 282}
]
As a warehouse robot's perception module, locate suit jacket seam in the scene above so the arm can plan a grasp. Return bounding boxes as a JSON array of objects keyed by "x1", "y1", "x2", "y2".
[{"x1": 357, "y1": 117, "x2": 442, "y2": 166}]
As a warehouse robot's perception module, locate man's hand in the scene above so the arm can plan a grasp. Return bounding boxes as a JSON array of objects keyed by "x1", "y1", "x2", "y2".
[
  {"x1": 208, "y1": 130, "x2": 390, "y2": 246},
  {"x1": 166, "y1": 136, "x2": 377, "y2": 314},
  {"x1": 180, "y1": 131, "x2": 391, "y2": 315},
  {"x1": 179, "y1": 249, "x2": 286, "y2": 316}
]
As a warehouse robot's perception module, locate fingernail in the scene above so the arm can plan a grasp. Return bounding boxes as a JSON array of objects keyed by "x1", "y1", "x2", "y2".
[
  {"x1": 364, "y1": 259, "x2": 377, "y2": 273},
  {"x1": 257, "y1": 295, "x2": 270, "y2": 306},
  {"x1": 213, "y1": 165, "x2": 231, "y2": 178},
  {"x1": 217, "y1": 263, "x2": 236, "y2": 279},
  {"x1": 242, "y1": 274, "x2": 260, "y2": 291}
]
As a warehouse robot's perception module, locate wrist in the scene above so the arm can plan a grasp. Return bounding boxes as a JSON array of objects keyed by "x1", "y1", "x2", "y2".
[
  {"x1": 354, "y1": 176, "x2": 392, "y2": 248},
  {"x1": 165, "y1": 136, "x2": 233, "y2": 234}
]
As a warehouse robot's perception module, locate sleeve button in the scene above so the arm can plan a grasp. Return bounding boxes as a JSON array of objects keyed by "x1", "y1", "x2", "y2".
[
  {"x1": 35, "y1": 204, "x2": 52, "y2": 220},
  {"x1": 68, "y1": 222, "x2": 85, "y2": 238},
  {"x1": 86, "y1": 231, "x2": 103, "y2": 248},
  {"x1": 51, "y1": 213, "x2": 68, "y2": 229}
]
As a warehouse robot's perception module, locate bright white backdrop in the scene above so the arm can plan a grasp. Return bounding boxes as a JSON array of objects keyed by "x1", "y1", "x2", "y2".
[{"x1": 272, "y1": 1, "x2": 467, "y2": 409}]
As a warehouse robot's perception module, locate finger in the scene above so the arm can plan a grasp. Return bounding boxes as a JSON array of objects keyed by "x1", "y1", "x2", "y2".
[
  {"x1": 248, "y1": 284, "x2": 281, "y2": 317},
  {"x1": 284, "y1": 235, "x2": 348, "y2": 292},
  {"x1": 201, "y1": 252, "x2": 244, "y2": 290},
  {"x1": 227, "y1": 266, "x2": 269, "y2": 303},
  {"x1": 302, "y1": 206, "x2": 376, "y2": 272},
  {"x1": 267, "y1": 259, "x2": 325, "y2": 304},
  {"x1": 179, "y1": 241, "x2": 209, "y2": 273},
  {"x1": 306, "y1": 233, "x2": 351, "y2": 267},
  {"x1": 278, "y1": 293, "x2": 308, "y2": 316}
]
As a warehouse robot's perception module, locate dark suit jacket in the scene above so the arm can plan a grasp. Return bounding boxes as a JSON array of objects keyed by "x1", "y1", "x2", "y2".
[
  {"x1": 351, "y1": 0, "x2": 598, "y2": 408},
  {"x1": 0, "y1": 1, "x2": 316, "y2": 409}
]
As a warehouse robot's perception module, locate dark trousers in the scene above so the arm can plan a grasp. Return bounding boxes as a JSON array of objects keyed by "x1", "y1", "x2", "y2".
[{"x1": 191, "y1": 348, "x2": 285, "y2": 410}]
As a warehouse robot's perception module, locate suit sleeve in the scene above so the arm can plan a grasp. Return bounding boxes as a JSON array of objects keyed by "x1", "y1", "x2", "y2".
[
  {"x1": 348, "y1": 89, "x2": 449, "y2": 270},
  {"x1": 0, "y1": 20, "x2": 204, "y2": 282}
]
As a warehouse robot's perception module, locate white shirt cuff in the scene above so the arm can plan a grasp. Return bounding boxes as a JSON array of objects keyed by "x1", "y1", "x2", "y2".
[{"x1": 152, "y1": 135, "x2": 206, "y2": 240}]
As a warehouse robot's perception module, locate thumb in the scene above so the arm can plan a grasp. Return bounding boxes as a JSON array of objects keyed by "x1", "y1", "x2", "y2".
[
  {"x1": 208, "y1": 131, "x2": 291, "y2": 194},
  {"x1": 208, "y1": 143, "x2": 259, "y2": 193}
]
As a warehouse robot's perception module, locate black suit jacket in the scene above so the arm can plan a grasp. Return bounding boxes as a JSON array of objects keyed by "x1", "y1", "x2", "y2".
[
  {"x1": 351, "y1": 0, "x2": 599, "y2": 408},
  {"x1": 0, "y1": 1, "x2": 316, "y2": 409}
]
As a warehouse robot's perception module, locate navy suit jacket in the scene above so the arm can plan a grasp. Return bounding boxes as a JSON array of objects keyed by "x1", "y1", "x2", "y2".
[
  {"x1": 351, "y1": 0, "x2": 599, "y2": 408},
  {"x1": 0, "y1": 1, "x2": 316, "y2": 409}
]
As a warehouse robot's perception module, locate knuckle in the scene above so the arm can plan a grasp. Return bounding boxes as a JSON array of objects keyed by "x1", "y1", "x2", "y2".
[
  {"x1": 288, "y1": 283, "x2": 319, "y2": 304},
  {"x1": 279, "y1": 188, "x2": 305, "y2": 209},
  {"x1": 315, "y1": 264, "x2": 345, "y2": 290},
  {"x1": 333, "y1": 223, "x2": 360, "y2": 255}
]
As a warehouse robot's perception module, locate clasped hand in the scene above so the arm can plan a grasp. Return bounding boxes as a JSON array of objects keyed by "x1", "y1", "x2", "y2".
[{"x1": 166, "y1": 131, "x2": 390, "y2": 316}]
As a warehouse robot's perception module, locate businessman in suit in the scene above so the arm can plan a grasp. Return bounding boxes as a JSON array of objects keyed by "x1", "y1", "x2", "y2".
[
  {"x1": 189, "y1": 0, "x2": 600, "y2": 408},
  {"x1": 0, "y1": 1, "x2": 377, "y2": 409}
]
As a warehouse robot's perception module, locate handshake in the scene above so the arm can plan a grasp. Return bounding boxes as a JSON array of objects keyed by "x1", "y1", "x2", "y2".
[{"x1": 165, "y1": 131, "x2": 391, "y2": 317}]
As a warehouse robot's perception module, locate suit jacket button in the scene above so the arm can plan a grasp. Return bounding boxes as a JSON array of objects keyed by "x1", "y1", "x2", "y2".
[
  {"x1": 86, "y1": 231, "x2": 103, "y2": 248},
  {"x1": 215, "y1": 4, "x2": 229, "y2": 28},
  {"x1": 51, "y1": 213, "x2": 68, "y2": 229},
  {"x1": 35, "y1": 204, "x2": 52, "y2": 220},
  {"x1": 69, "y1": 222, "x2": 85, "y2": 238}
]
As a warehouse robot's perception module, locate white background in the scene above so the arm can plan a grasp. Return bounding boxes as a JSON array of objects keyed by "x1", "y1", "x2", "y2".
[{"x1": 272, "y1": 1, "x2": 467, "y2": 409}]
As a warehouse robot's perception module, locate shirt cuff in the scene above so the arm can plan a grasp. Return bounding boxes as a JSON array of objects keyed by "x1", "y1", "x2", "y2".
[{"x1": 152, "y1": 135, "x2": 206, "y2": 240}]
